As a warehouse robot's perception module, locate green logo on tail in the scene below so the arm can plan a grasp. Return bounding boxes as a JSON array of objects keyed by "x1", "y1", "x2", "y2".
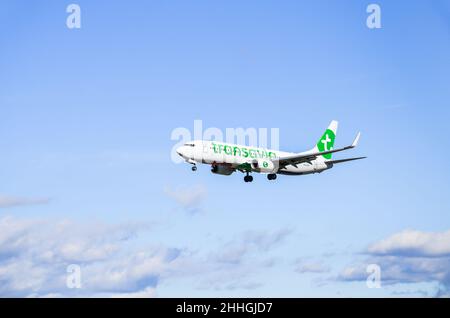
[{"x1": 317, "y1": 129, "x2": 336, "y2": 159}]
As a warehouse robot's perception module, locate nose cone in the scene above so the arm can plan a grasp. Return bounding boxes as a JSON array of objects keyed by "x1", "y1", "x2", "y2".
[
  {"x1": 176, "y1": 146, "x2": 184, "y2": 157},
  {"x1": 176, "y1": 144, "x2": 193, "y2": 160}
]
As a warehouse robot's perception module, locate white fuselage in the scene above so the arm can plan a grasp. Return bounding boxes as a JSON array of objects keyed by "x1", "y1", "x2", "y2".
[{"x1": 176, "y1": 140, "x2": 331, "y2": 175}]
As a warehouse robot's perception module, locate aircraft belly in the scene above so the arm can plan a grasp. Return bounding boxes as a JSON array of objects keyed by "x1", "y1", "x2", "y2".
[{"x1": 278, "y1": 162, "x2": 328, "y2": 175}]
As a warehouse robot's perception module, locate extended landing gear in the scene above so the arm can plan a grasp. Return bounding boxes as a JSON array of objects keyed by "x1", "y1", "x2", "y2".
[
  {"x1": 244, "y1": 172, "x2": 253, "y2": 183},
  {"x1": 191, "y1": 165, "x2": 197, "y2": 171},
  {"x1": 267, "y1": 173, "x2": 277, "y2": 181}
]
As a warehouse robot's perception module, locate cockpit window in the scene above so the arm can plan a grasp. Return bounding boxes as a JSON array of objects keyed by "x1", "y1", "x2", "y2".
[{"x1": 184, "y1": 143, "x2": 195, "y2": 147}]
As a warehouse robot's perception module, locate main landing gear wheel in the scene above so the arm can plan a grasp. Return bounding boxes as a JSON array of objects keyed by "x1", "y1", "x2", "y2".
[
  {"x1": 267, "y1": 174, "x2": 277, "y2": 180},
  {"x1": 191, "y1": 165, "x2": 197, "y2": 171},
  {"x1": 244, "y1": 174, "x2": 253, "y2": 182}
]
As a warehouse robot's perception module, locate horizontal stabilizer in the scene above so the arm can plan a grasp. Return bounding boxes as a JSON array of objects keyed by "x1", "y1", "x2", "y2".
[{"x1": 276, "y1": 132, "x2": 362, "y2": 168}]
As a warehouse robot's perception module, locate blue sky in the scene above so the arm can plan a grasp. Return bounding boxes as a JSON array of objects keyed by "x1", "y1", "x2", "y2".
[{"x1": 1, "y1": 0, "x2": 450, "y2": 297}]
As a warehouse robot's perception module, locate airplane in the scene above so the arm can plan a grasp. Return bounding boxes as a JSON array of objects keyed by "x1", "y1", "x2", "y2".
[{"x1": 176, "y1": 120, "x2": 365, "y2": 182}]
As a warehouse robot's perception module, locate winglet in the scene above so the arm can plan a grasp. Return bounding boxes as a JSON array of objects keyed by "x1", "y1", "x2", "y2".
[{"x1": 351, "y1": 132, "x2": 361, "y2": 148}]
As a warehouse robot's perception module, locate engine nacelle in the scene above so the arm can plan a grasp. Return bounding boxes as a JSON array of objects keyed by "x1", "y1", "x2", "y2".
[
  {"x1": 211, "y1": 165, "x2": 234, "y2": 175},
  {"x1": 251, "y1": 159, "x2": 278, "y2": 173}
]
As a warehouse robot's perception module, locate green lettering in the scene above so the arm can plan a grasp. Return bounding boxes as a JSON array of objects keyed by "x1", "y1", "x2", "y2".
[
  {"x1": 242, "y1": 147, "x2": 249, "y2": 158},
  {"x1": 233, "y1": 146, "x2": 241, "y2": 156},
  {"x1": 224, "y1": 145, "x2": 232, "y2": 155}
]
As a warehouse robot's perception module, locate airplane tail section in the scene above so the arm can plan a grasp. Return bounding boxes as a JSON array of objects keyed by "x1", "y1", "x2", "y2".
[{"x1": 311, "y1": 120, "x2": 338, "y2": 159}]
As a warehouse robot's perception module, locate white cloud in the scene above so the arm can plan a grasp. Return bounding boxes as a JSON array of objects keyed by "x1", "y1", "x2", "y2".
[
  {"x1": 0, "y1": 215, "x2": 293, "y2": 296},
  {"x1": 0, "y1": 195, "x2": 50, "y2": 208},
  {"x1": 338, "y1": 229, "x2": 450, "y2": 297},
  {"x1": 164, "y1": 185, "x2": 207, "y2": 214},
  {"x1": 110, "y1": 287, "x2": 157, "y2": 298},
  {"x1": 197, "y1": 228, "x2": 293, "y2": 291},
  {"x1": 0, "y1": 216, "x2": 179, "y2": 297},
  {"x1": 295, "y1": 259, "x2": 330, "y2": 274},
  {"x1": 213, "y1": 228, "x2": 293, "y2": 264},
  {"x1": 367, "y1": 229, "x2": 450, "y2": 257}
]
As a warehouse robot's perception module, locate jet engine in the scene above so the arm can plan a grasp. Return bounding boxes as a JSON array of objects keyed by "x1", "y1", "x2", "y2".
[
  {"x1": 251, "y1": 159, "x2": 278, "y2": 173},
  {"x1": 211, "y1": 165, "x2": 234, "y2": 175}
]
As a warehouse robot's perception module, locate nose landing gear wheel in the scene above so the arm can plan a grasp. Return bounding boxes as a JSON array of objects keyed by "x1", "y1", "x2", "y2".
[
  {"x1": 267, "y1": 174, "x2": 277, "y2": 180},
  {"x1": 192, "y1": 165, "x2": 197, "y2": 171}
]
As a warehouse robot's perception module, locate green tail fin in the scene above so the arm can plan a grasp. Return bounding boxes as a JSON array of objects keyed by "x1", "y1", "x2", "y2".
[{"x1": 315, "y1": 120, "x2": 338, "y2": 159}]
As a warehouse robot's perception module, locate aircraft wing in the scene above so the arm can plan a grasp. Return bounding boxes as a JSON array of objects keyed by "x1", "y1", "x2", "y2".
[
  {"x1": 326, "y1": 156, "x2": 366, "y2": 164},
  {"x1": 276, "y1": 132, "x2": 361, "y2": 168}
]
